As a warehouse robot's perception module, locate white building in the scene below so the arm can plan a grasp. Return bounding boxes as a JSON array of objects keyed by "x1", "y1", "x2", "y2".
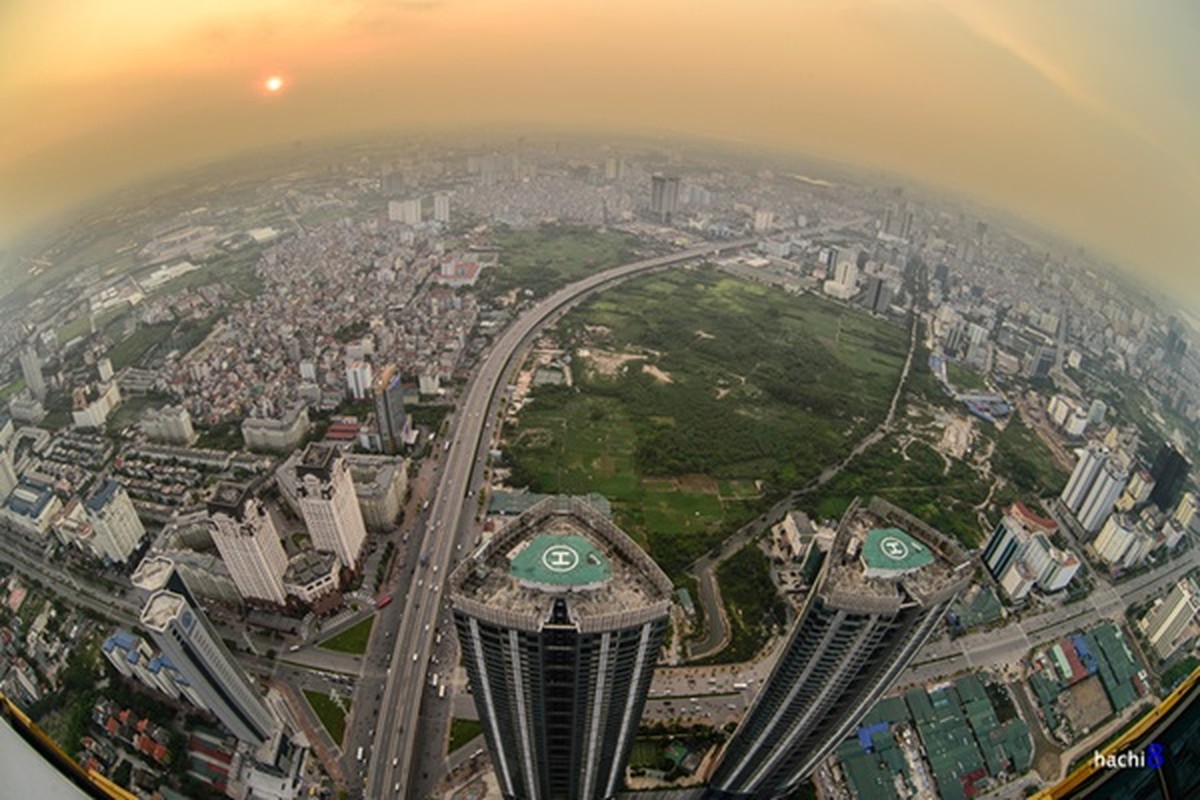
[
  {"x1": 1062, "y1": 446, "x2": 1107, "y2": 513},
  {"x1": 207, "y1": 483, "x2": 289, "y2": 605},
  {"x1": 1140, "y1": 578, "x2": 1200, "y2": 661},
  {"x1": 295, "y1": 444, "x2": 367, "y2": 569},
  {"x1": 1093, "y1": 515, "x2": 1138, "y2": 566},
  {"x1": 141, "y1": 405, "x2": 197, "y2": 445},
  {"x1": 242, "y1": 406, "x2": 310, "y2": 453},
  {"x1": 84, "y1": 480, "x2": 146, "y2": 564},
  {"x1": 2, "y1": 479, "x2": 63, "y2": 538},
  {"x1": 345, "y1": 361, "x2": 373, "y2": 401},
  {"x1": 1172, "y1": 492, "x2": 1199, "y2": 535},
  {"x1": 388, "y1": 198, "x2": 422, "y2": 225},
  {"x1": 71, "y1": 381, "x2": 122, "y2": 429},
  {"x1": 433, "y1": 192, "x2": 451, "y2": 224}
]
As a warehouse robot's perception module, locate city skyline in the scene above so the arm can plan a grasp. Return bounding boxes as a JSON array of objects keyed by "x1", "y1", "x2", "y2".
[{"x1": 1, "y1": 1, "x2": 1198, "y2": 309}]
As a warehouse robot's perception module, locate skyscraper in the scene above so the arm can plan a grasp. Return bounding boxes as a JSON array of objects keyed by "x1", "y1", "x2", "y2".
[
  {"x1": 345, "y1": 360, "x2": 373, "y2": 401},
  {"x1": 19, "y1": 345, "x2": 46, "y2": 401},
  {"x1": 373, "y1": 364, "x2": 406, "y2": 455},
  {"x1": 1149, "y1": 442, "x2": 1192, "y2": 512},
  {"x1": 650, "y1": 173, "x2": 680, "y2": 224},
  {"x1": 295, "y1": 443, "x2": 367, "y2": 569},
  {"x1": 706, "y1": 497, "x2": 971, "y2": 799},
  {"x1": 1077, "y1": 463, "x2": 1127, "y2": 534},
  {"x1": 449, "y1": 496, "x2": 672, "y2": 800},
  {"x1": 207, "y1": 483, "x2": 289, "y2": 605},
  {"x1": 132, "y1": 556, "x2": 280, "y2": 746},
  {"x1": 84, "y1": 479, "x2": 146, "y2": 564}
]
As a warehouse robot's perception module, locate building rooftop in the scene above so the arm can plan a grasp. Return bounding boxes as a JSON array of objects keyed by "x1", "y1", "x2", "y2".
[
  {"x1": 450, "y1": 496, "x2": 672, "y2": 633},
  {"x1": 861, "y1": 528, "x2": 935, "y2": 575},
  {"x1": 207, "y1": 482, "x2": 253, "y2": 519},
  {"x1": 140, "y1": 591, "x2": 186, "y2": 632},
  {"x1": 284, "y1": 550, "x2": 338, "y2": 587},
  {"x1": 296, "y1": 442, "x2": 338, "y2": 479},
  {"x1": 131, "y1": 556, "x2": 177, "y2": 593},
  {"x1": 84, "y1": 479, "x2": 122, "y2": 513},
  {"x1": 820, "y1": 497, "x2": 972, "y2": 613},
  {"x1": 4, "y1": 480, "x2": 55, "y2": 518},
  {"x1": 509, "y1": 533, "x2": 612, "y2": 588}
]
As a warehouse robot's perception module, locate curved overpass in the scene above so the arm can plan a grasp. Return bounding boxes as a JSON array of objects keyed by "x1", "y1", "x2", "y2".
[{"x1": 368, "y1": 238, "x2": 755, "y2": 799}]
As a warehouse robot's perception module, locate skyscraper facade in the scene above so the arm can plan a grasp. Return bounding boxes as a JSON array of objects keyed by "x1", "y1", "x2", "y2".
[
  {"x1": 295, "y1": 443, "x2": 367, "y2": 569},
  {"x1": 706, "y1": 497, "x2": 971, "y2": 800},
  {"x1": 1077, "y1": 463, "x2": 1127, "y2": 534},
  {"x1": 1149, "y1": 442, "x2": 1192, "y2": 512},
  {"x1": 449, "y1": 496, "x2": 673, "y2": 800},
  {"x1": 650, "y1": 174, "x2": 680, "y2": 224},
  {"x1": 207, "y1": 483, "x2": 289, "y2": 605},
  {"x1": 1062, "y1": 446, "x2": 1107, "y2": 513},
  {"x1": 19, "y1": 345, "x2": 46, "y2": 401},
  {"x1": 132, "y1": 556, "x2": 279, "y2": 746},
  {"x1": 84, "y1": 479, "x2": 146, "y2": 564},
  {"x1": 373, "y1": 364, "x2": 406, "y2": 455}
]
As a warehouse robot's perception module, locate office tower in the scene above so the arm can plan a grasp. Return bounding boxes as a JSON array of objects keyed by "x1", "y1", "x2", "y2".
[
  {"x1": 1149, "y1": 442, "x2": 1192, "y2": 512},
  {"x1": 19, "y1": 345, "x2": 46, "y2": 401},
  {"x1": 207, "y1": 483, "x2": 289, "y2": 605},
  {"x1": 707, "y1": 498, "x2": 970, "y2": 799},
  {"x1": 295, "y1": 443, "x2": 367, "y2": 569},
  {"x1": 864, "y1": 276, "x2": 893, "y2": 314},
  {"x1": 132, "y1": 556, "x2": 279, "y2": 746},
  {"x1": 373, "y1": 364, "x2": 406, "y2": 455},
  {"x1": 982, "y1": 516, "x2": 1024, "y2": 579},
  {"x1": 345, "y1": 360, "x2": 373, "y2": 401},
  {"x1": 84, "y1": 480, "x2": 146, "y2": 564},
  {"x1": 450, "y1": 497, "x2": 672, "y2": 800},
  {"x1": 650, "y1": 174, "x2": 680, "y2": 224},
  {"x1": 1077, "y1": 463, "x2": 1127, "y2": 534},
  {"x1": 1140, "y1": 578, "x2": 1200, "y2": 661},
  {"x1": 433, "y1": 192, "x2": 451, "y2": 224}
]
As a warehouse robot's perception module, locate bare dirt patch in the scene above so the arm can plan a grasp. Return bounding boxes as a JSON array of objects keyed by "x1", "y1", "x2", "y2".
[{"x1": 642, "y1": 363, "x2": 674, "y2": 383}]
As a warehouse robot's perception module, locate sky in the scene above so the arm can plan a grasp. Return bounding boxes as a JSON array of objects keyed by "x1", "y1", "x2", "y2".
[{"x1": 1, "y1": 0, "x2": 1197, "y2": 306}]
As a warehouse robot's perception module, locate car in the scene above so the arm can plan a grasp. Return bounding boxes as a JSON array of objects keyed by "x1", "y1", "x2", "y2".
[
  {"x1": 392, "y1": 757, "x2": 399, "y2": 767},
  {"x1": 412, "y1": 652, "x2": 418, "y2": 662}
]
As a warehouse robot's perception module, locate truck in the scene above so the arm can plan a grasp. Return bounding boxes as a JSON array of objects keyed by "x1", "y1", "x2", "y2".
[{"x1": 438, "y1": 684, "x2": 446, "y2": 699}]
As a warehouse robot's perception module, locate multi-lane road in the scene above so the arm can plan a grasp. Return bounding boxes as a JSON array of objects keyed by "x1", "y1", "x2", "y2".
[{"x1": 364, "y1": 239, "x2": 757, "y2": 799}]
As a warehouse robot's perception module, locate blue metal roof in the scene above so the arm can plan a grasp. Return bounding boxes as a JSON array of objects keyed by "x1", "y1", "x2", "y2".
[
  {"x1": 4, "y1": 481, "x2": 55, "y2": 518},
  {"x1": 86, "y1": 479, "x2": 122, "y2": 513}
]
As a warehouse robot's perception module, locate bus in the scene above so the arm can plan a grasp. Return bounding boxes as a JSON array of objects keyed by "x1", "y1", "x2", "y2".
[{"x1": 376, "y1": 594, "x2": 393, "y2": 610}]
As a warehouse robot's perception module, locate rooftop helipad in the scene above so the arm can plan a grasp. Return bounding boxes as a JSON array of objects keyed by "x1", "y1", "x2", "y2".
[
  {"x1": 509, "y1": 533, "x2": 611, "y2": 588},
  {"x1": 861, "y1": 527, "x2": 934, "y2": 574}
]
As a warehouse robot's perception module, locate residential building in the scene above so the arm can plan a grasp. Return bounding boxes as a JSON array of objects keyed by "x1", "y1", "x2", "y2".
[
  {"x1": 1172, "y1": 492, "x2": 1199, "y2": 535},
  {"x1": 84, "y1": 480, "x2": 146, "y2": 564},
  {"x1": 981, "y1": 504, "x2": 1079, "y2": 596},
  {"x1": 1076, "y1": 461, "x2": 1128, "y2": 535},
  {"x1": 71, "y1": 381, "x2": 122, "y2": 429},
  {"x1": 207, "y1": 483, "x2": 289, "y2": 605},
  {"x1": 1140, "y1": 578, "x2": 1200, "y2": 661},
  {"x1": 1062, "y1": 446, "x2": 1107, "y2": 514},
  {"x1": 0, "y1": 445, "x2": 16, "y2": 501},
  {"x1": 345, "y1": 454, "x2": 407, "y2": 530},
  {"x1": 706, "y1": 497, "x2": 971, "y2": 799},
  {"x1": 141, "y1": 405, "x2": 197, "y2": 445},
  {"x1": 19, "y1": 345, "x2": 45, "y2": 401},
  {"x1": 1093, "y1": 515, "x2": 1138, "y2": 566},
  {"x1": 1, "y1": 479, "x2": 63, "y2": 538},
  {"x1": 241, "y1": 406, "x2": 310, "y2": 453},
  {"x1": 295, "y1": 443, "x2": 367, "y2": 569},
  {"x1": 449, "y1": 496, "x2": 672, "y2": 800},
  {"x1": 650, "y1": 174, "x2": 680, "y2": 224},
  {"x1": 345, "y1": 361, "x2": 373, "y2": 401},
  {"x1": 433, "y1": 192, "x2": 451, "y2": 224},
  {"x1": 132, "y1": 556, "x2": 280, "y2": 746}
]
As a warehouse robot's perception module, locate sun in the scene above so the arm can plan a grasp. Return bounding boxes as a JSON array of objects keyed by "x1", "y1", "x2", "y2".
[{"x1": 264, "y1": 76, "x2": 284, "y2": 93}]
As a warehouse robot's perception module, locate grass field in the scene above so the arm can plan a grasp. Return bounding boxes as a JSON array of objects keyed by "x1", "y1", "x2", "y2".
[
  {"x1": 477, "y1": 224, "x2": 641, "y2": 300},
  {"x1": 317, "y1": 617, "x2": 374, "y2": 655},
  {"x1": 0, "y1": 377, "x2": 25, "y2": 401},
  {"x1": 945, "y1": 360, "x2": 989, "y2": 392},
  {"x1": 506, "y1": 267, "x2": 907, "y2": 580},
  {"x1": 990, "y1": 417, "x2": 1070, "y2": 499},
  {"x1": 448, "y1": 718, "x2": 484, "y2": 754},
  {"x1": 304, "y1": 690, "x2": 350, "y2": 745}
]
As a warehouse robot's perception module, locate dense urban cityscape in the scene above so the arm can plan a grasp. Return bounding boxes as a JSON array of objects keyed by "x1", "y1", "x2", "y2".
[{"x1": 0, "y1": 133, "x2": 1195, "y2": 800}]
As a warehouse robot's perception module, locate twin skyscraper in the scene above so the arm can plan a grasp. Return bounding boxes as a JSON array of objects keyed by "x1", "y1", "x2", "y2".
[{"x1": 449, "y1": 495, "x2": 971, "y2": 800}]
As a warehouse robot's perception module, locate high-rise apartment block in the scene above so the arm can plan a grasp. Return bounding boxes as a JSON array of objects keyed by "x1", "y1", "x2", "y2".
[
  {"x1": 450, "y1": 497, "x2": 672, "y2": 800},
  {"x1": 133, "y1": 557, "x2": 279, "y2": 745},
  {"x1": 1139, "y1": 578, "x2": 1200, "y2": 661},
  {"x1": 141, "y1": 405, "x2": 197, "y2": 445},
  {"x1": 1061, "y1": 446, "x2": 1128, "y2": 534},
  {"x1": 650, "y1": 174, "x2": 680, "y2": 224},
  {"x1": 433, "y1": 192, "x2": 451, "y2": 224},
  {"x1": 295, "y1": 443, "x2": 367, "y2": 569},
  {"x1": 84, "y1": 479, "x2": 146, "y2": 564},
  {"x1": 706, "y1": 498, "x2": 970, "y2": 799},
  {"x1": 207, "y1": 483, "x2": 289, "y2": 605},
  {"x1": 19, "y1": 345, "x2": 46, "y2": 401},
  {"x1": 981, "y1": 503, "x2": 1079, "y2": 599},
  {"x1": 345, "y1": 360, "x2": 373, "y2": 401}
]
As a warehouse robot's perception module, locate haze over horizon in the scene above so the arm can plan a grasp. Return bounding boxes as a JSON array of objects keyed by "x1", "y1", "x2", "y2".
[{"x1": 2, "y1": 0, "x2": 1197, "y2": 307}]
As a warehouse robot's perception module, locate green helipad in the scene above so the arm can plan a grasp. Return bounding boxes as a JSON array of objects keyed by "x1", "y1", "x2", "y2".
[
  {"x1": 862, "y1": 528, "x2": 934, "y2": 573},
  {"x1": 510, "y1": 534, "x2": 611, "y2": 587}
]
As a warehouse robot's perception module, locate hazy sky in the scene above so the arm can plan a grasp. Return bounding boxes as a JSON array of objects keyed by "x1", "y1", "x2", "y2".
[{"x1": 2, "y1": 0, "x2": 1197, "y2": 305}]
